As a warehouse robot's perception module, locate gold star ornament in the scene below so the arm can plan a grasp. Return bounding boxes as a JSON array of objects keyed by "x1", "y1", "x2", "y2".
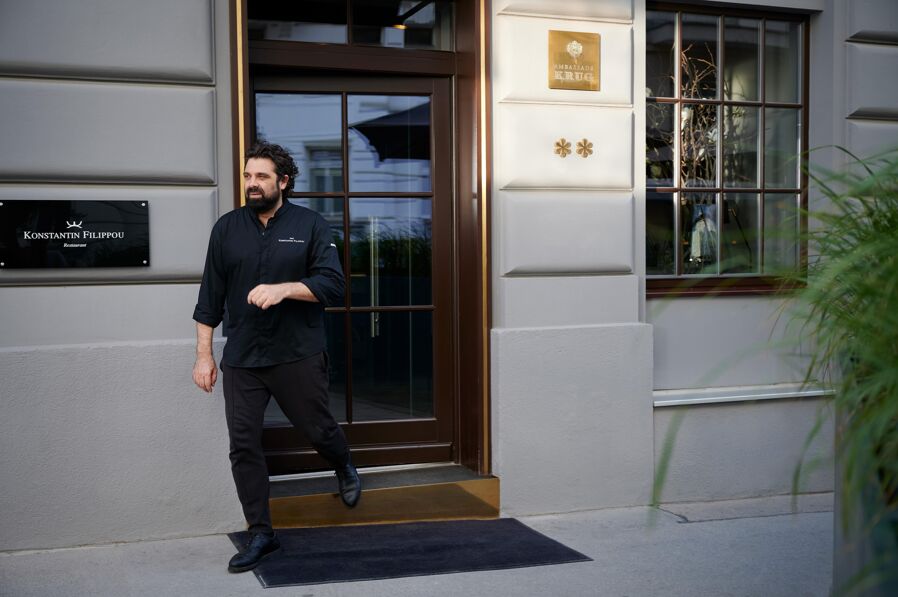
[
  {"x1": 554, "y1": 138, "x2": 572, "y2": 158},
  {"x1": 576, "y1": 138, "x2": 593, "y2": 158}
]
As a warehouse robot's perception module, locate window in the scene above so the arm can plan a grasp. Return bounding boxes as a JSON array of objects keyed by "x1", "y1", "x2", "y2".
[{"x1": 646, "y1": 6, "x2": 807, "y2": 295}]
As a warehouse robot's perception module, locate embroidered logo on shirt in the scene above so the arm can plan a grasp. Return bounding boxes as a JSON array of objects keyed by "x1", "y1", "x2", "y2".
[{"x1": 278, "y1": 237, "x2": 305, "y2": 243}]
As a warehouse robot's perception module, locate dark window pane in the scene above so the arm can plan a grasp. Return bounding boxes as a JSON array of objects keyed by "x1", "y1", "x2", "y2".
[
  {"x1": 349, "y1": 198, "x2": 432, "y2": 307},
  {"x1": 248, "y1": 0, "x2": 347, "y2": 44},
  {"x1": 352, "y1": 311, "x2": 433, "y2": 421},
  {"x1": 723, "y1": 105, "x2": 759, "y2": 188},
  {"x1": 264, "y1": 312, "x2": 347, "y2": 425},
  {"x1": 681, "y1": 192, "x2": 718, "y2": 275},
  {"x1": 647, "y1": 192, "x2": 676, "y2": 275},
  {"x1": 721, "y1": 193, "x2": 760, "y2": 274},
  {"x1": 724, "y1": 17, "x2": 760, "y2": 101},
  {"x1": 681, "y1": 103, "x2": 718, "y2": 187},
  {"x1": 255, "y1": 93, "x2": 343, "y2": 193},
  {"x1": 348, "y1": 95, "x2": 432, "y2": 192},
  {"x1": 681, "y1": 13, "x2": 719, "y2": 99},
  {"x1": 352, "y1": 0, "x2": 453, "y2": 50},
  {"x1": 763, "y1": 194, "x2": 799, "y2": 274},
  {"x1": 765, "y1": 108, "x2": 801, "y2": 189},
  {"x1": 289, "y1": 198, "x2": 345, "y2": 270},
  {"x1": 647, "y1": 11, "x2": 676, "y2": 98},
  {"x1": 765, "y1": 20, "x2": 802, "y2": 103},
  {"x1": 647, "y1": 102, "x2": 675, "y2": 187}
]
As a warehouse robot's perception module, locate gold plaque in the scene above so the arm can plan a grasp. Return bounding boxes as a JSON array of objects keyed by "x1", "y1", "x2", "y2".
[{"x1": 548, "y1": 30, "x2": 601, "y2": 91}]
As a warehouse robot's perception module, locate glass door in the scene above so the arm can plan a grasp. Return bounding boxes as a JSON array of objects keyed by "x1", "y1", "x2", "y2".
[{"x1": 251, "y1": 75, "x2": 454, "y2": 473}]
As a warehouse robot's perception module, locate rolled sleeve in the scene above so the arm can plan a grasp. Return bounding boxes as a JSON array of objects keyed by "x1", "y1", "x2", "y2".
[{"x1": 300, "y1": 215, "x2": 345, "y2": 307}]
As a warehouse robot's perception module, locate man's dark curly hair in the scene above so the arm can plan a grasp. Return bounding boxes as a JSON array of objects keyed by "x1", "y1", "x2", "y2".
[{"x1": 245, "y1": 141, "x2": 300, "y2": 193}]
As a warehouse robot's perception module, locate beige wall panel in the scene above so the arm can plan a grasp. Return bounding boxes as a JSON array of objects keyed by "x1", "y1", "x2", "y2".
[
  {"x1": 846, "y1": 120, "x2": 898, "y2": 157},
  {"x1": 493, "y1": 324, "x2": 654, "y2": 515},
  {"x1": 494, "y1": 274, "x2": 639, "y2": 328},
  {"x1": 0, "y1": 79, "x2": 216, "y2": 185},
  {"x1": 0, "y1": 341, "x2": 241, "y2": 550},
  {"x1": 847, "y1": 0, "x2": 898, "y2": 44},
  {"x1": 846, "y1": 43, "x2": 898, "y2": 119},
  {"x1": 0, "y1": 0, "x2": 214, "y2": 82},
  {"x1": 497, "y1": 190, "x2": 633, "y2": 275},
  {"x1": 0, "y1": 186, "x2": 218, "y2": 283},
  {"x1": 0, "y1": 284, "x2": 205, "y2": 347},
  {"x1": 495, "y1": 0, "x2": 633, "y2": 21},
  {"x1": 654, "y1": 399, "x2": 833, "y2": 502},
  {"x1": 494, "y1": 15, "x2": 632, "y2": 105},
  {"x1": 648, "y1": 296, "x2": 810, "y2": 390},
  {"x1": 495, "y1": 104, "x2": 633, "y2": 189}
]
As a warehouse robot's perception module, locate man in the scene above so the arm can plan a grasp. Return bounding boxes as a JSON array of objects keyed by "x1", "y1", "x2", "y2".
[{"x1": 192, "y1": 142, "x2": 361, "y2": 573}]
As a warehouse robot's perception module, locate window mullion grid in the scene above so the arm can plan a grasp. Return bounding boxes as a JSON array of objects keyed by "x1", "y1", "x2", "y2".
[
  {"x1": 346, "y1": 0, "x2": 354, "y2": 45},
  {"x1": 759, "y1": 18, "x2": 767, "y2": 274},
  {"x1": 340, "y1": 91, "x2": 354, "y2": 424},
  {"x1": 674, "y1": 10, "x2": 683, "y2": 275},
  {"x1": 716, "y1": 14, "x2": 723, "y2": 275}
]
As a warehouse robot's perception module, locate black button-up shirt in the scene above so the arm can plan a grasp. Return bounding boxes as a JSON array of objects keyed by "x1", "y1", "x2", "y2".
[{"x1": 193, "y1": 201, "x2": 344, "y2": 367}]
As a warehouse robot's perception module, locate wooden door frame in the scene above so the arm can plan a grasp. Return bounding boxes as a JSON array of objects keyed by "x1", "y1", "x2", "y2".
[{"x1": 229, "y1": 0, "x2": 493, "y2": 475}]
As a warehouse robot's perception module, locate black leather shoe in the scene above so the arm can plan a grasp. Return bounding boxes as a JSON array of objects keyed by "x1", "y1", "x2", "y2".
[
  {"x1": 335, "y1": 460, "x2": 362, "y2": 508},
  {"x1": 228, "y1": 532, "x2": 280, "y2": 573}
]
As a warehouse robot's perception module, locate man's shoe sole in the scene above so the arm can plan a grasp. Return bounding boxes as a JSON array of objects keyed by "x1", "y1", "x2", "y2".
[{"x1": 227, "y1": 545, "x2": 280, "y2": 573}]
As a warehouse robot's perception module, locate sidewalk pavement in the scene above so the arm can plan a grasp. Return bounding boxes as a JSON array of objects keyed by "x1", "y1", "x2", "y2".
[{"x1": 0, "y1": 493, "x2": 833, "y2": 597}]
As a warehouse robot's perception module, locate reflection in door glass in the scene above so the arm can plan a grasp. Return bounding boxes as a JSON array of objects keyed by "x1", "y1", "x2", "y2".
[
  {"x1": 352, "y1": 311, "x2": 433, "y2": 421},
  {"x1": 255, "y1": 93, "x2": 343, "y2": 193},
  {"x1": 348, "y1": 95, "x2": 431, "y2": 192},
  {"x1": 349, "y1": 198, "x2": 432, "y2": 307},
  {"x1": 248, "y1": 0, "x2": 348, "y2": 44},
  {"x1": 352, "y1": 0, "x2": 454, "y2": 50}
]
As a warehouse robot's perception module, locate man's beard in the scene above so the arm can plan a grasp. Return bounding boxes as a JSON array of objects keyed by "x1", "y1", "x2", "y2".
[{"x1": 245, "y1": 186, "x2": 281, "y2": 212}]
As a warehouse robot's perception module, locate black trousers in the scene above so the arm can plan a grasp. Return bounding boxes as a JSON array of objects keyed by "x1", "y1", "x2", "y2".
[{"x1": 222, "y1": 352, "x2": 349, "y2": 534}]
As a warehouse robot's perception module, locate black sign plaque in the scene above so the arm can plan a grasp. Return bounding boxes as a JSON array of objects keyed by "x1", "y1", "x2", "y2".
[{"x1": 0, "y1": 200, "x2": 150, "y2": 268}]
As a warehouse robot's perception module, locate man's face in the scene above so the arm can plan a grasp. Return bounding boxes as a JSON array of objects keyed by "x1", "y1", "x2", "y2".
[{"x1": 243, "y1": 157, "x2": 287, "y2": 212}]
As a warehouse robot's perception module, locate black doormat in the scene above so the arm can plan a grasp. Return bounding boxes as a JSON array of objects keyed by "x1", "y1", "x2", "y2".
[{"x1": 227, "y1": 518, "x2": 592, "y2": 587}]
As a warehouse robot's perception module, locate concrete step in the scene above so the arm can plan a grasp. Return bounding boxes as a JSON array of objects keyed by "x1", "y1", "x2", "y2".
[{"x1": 269, "y1": 464, "x2": 500, "y2": 528}]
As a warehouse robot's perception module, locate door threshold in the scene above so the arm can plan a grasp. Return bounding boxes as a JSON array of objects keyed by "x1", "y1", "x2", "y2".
[
  {"x1": 268, "y1": 464, "x2": 499, "y2": 528},
  {"x1": 269, "y1": 461, "x2": 456, "y2": 483}
]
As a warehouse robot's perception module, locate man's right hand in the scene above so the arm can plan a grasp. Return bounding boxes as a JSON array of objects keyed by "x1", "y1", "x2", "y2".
[{"x1": 193, "y1": 353, "x2": 218, "y2": 393}]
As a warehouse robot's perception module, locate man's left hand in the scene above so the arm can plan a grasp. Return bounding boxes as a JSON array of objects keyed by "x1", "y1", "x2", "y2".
[{"x1": 247, "y1": 283, "x2": 288, "y2": 310}]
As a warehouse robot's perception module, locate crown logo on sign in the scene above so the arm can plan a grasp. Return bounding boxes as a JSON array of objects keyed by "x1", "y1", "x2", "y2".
[
  {"x1": 66, "y1": 221, "x2": 83, "y2": 229},
  {"x1": 566, "y1": 40, "x2": 583, "y2": 62}
]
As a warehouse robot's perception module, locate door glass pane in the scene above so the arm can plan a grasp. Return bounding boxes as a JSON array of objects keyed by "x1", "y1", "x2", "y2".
[
  {"x1": 723, "y1": 105, "x2": 759, "y2": 188},
  {"x1": 721, "y1": 193, "x2": 760, "y2": 274},
  {"x1": 765, "y1": 20, "x2": 801, "y2": 103},
  {"x1": 681, "y1": 103, "x2": 718, "y2": 188},
  {"x1": 681, "y1": 13, "x2": 719, "y2": 99},
  {"x1": 765, "y1": 108, "x2": 801, "y2": 189},
  {"x1": 255, "y1": 94, "x2": 343, "y2": 193},
  {"x1": 264, "y1": 312, "x2": 348, "y2": 425},
  {"x1": 349, "y1": 198, "x2": 432, "y2": 307},
  {"x1": 352, "y1": 311, "x2": 433, "y2": 421},
  {"x1": 352, "y1": 0, "x2": 454, "y2": 50},
  {"x1": 647, "y1": 192, "x2": 676, "y2": 275},
  {"x1": 764, "y1": 194, "x2": 799, "y2": 274},
  {"x1": 248, "y1": 0, "x2": 348, "y2": 44},
  {"x1": 348, "y1": 95, "x2": 432, "y2": 192},
  {"x1": 646, "y1": 11, "x2": 676, "y2": 98},
  {"x1": 647, "y1": 102, "x2": 675, "y2": 187},
  {"x1": 724, "y1": 17, "x2": 760, "y2": 101},
  {"x1": 681, "y1": 192, "x2": 718, "y2": 275},
  {"x1": 289, "y1": 198, "x2": 345, "y2": 269}
]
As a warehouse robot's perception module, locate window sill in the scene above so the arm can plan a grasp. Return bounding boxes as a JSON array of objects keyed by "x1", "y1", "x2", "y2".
[{"x1": 653, "y1": 383, "x2": 833, "y2": 408}]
